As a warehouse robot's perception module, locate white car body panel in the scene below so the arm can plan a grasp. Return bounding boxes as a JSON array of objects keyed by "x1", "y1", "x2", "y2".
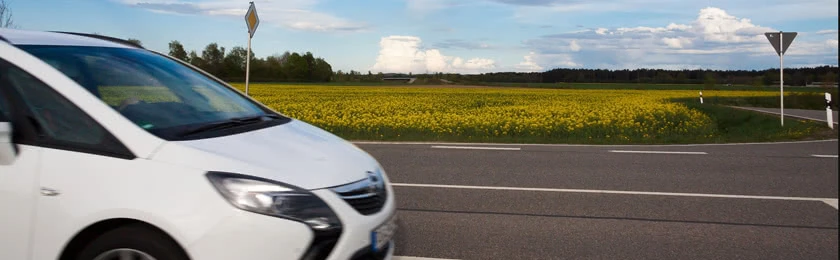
[
  {"x1": 29, "y1": 147, "x2": 227, "y2": 259},
  {"x1": 0, "y1": 145, "x2": 40, "y2": 260},
  {"x1": 0, "y1": 28, "x2": 133, "y2": 48},
  {"x1": 161, "y1": 119, "x2": 380, "y2": 190}
]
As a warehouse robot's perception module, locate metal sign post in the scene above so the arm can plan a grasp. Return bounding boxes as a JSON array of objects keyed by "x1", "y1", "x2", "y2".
[
  {"x1": 764, "y1": 31, "x2": 797, "y2": 127},
  {"x1": 244, "y1": 2, "x2": 260, "y2": 96}
]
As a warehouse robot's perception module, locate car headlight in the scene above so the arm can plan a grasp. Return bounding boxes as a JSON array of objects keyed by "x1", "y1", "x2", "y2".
[{"x1": 205, "y1": 172, "x2": 342, "y2": 232}]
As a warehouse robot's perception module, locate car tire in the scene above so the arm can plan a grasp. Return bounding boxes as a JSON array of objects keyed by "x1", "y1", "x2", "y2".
[{"x1": 75, "y1": 223, "x2": 189, "y2": 260}]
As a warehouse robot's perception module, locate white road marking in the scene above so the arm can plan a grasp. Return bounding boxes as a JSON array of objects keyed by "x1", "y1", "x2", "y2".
[
  {"x1": 812, "y1": 154, "x2": 839, "y2": 158},
  {"x1": 823, "y1": 199, "x2": 839, "y2": 210},
  {"x1": 352, "y1": 139, "x2": 837, "y2": 147},
  {"x1": 609, "y1": 150, "x2": 708, "y2": 155},
  {"x1": 431, "y1": 145, "x2": 520, "y2": 151},
  {"x1": 392, "y1": 183, "x2": 837, "y2": 205},
  {"x1": 393, "y1": 257, "x2": 460, "y2": 260}
]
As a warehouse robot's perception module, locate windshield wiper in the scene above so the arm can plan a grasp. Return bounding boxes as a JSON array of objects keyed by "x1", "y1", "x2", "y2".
[{"x1": 177, "y1": 114, "x2": 280, "y2": 137}]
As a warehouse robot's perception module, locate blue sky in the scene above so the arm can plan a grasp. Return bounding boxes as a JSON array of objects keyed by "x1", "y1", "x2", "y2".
[{"x1": 7, "y1": 0, "x2": 839, "y2": 74}]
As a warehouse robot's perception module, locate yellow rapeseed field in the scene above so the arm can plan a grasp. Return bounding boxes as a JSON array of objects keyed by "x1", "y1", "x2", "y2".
[
  {"x1": 220, "y1": 84, "x2": 791, "y2": 143},
  {"x1": 100, "y1": 83, "x2": 825, "y2": 143}
]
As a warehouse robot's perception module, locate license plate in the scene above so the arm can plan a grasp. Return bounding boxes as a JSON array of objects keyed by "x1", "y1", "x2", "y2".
[{"x1": 371, "y1": 214, "x2": 398, "y2": 253}]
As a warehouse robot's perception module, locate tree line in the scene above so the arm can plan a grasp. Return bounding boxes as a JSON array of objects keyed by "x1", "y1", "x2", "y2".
[
  {"x1": 139, "y1": 39, "x2": 839, "y2": 87},
  {"x1": 165, "y1": 41, "x2": 334, "y2": 83},
  {"x1": 411, "y1": 67, "x2": 838, "y2": 87}
]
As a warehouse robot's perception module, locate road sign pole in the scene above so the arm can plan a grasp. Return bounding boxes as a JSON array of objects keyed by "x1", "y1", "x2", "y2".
[
  {"x1": 243, "y1": 1, "x2": 259, "y2": 97},
  {"x1": 246, "y1": 35, "x2": 251, "y2": 96},
  {"x1": 779, "y1": 31, "x2": 784, "y2": 127},
  {"x1": 764, "y1": 31, "x2": 797, "y2": 127}
]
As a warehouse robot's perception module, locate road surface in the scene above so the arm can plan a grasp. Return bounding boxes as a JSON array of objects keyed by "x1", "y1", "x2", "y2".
[{"x1": 364, "y1": 140, "x2": 839, "y2": 260}]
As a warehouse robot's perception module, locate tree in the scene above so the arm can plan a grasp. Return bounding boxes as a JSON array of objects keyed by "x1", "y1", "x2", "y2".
[
  {"x1": 1, "y1": 0, "x2": 15, "y2": 28},
  {"x1": 763, "y1": 71, "x2": 776, "y2": 86},
  {"x1": 313, "y1": 58, "x2": 333, "y2": 82},
  {"x1": 302, "y1": 52, "x2": 316, "y2": 79},
  {"x1": 284, "y1": 52, "x2": 309, "y2": 81},
  {"x1": 752, "y1": 76, "x2": 763, "y2": 88},
  {"x1": 201, "y1": 43, "x2": 225, "y2": 76},
  {"x1": 188, "y1": 50, "x2": 204, "y2": 68},
  {"x1": 223, "y1": 46, "x2": 248, "y2": 78},
  {"x1": 704, "y1": 72, "x2": 716, "y2": 89},
  {"x1": 822, "y1": 71, "x2": 837, "y2": 90},
  {"x1": 126, "y1": 38, "x2": 143, "y2": 48},
  {"x1": 168, "y1": 41, "x2": 189, "y2": 62}
]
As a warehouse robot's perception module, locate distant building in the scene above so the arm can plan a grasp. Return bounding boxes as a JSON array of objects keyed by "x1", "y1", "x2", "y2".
[
  {"x1": 807, "y1": 82, "x2": 839, "y2": 87},
  {"x1": 382, "y1": 73, "x2": 416, "y2": 83}
]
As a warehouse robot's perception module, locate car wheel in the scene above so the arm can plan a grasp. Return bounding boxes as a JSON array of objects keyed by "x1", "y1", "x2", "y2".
[{"x1": 75, "y1": 223, "x2": 189, "y2": 260}]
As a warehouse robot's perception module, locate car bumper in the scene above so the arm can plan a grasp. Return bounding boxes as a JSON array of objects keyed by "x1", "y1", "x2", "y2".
[
  {"x1": 311, "y1": 184, "x2": 398, "y2": 260},
  {"x1": 184, "y1": 185, "x2": 397, "y2": 260}
]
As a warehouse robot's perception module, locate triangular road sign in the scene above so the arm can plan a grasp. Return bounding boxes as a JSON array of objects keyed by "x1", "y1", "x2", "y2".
[{"x1": 765, "y1": 32, "x2": 797, "y2": 56}]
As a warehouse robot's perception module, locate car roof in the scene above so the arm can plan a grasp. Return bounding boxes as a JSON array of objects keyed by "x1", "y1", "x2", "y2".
[{"x1": 0, "y1": 28, "x2": 139, "y2": 49}]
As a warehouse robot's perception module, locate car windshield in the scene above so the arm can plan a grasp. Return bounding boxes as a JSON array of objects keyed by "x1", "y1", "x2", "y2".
[{"x1": 15, "y1": 45, "x2": 280, "y2": 140}]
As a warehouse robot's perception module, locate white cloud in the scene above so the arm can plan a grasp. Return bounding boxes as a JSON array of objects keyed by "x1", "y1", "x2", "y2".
[
  {"x1": 370, "y1": 36, "x2": 498, "y2": 74},
  {"x1": 569, "y1": 40, "x2": 581, "y2": 52},
  {"x1": 514, "y1": 52, "x2": 544, "y2": 71},
  {"x1": 828, "y1": 39, "x2": 839, "y2": 49},
  {"x1": 518, "y1": 6, "x2": 837, "y2": 70},
  {"x1": 595, "y1": 28, "x2": 608, "y2": 35},
  {"x1": 119, "y1": 0, "x2": 369, "y2": 32},
  {"x1": 693, "y1": 7, "x2": 773, "y2": 43},
  {"x1": 661, "y1": 37, "x2": 691, "y2": 49}
]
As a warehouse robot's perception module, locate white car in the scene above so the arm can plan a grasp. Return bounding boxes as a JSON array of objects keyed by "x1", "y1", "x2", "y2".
[{"x1": 0, "y1": 28, "x2": 397, "y2": 260}]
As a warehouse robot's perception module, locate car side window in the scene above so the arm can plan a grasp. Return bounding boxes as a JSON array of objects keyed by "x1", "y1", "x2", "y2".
[
  {"x1": 0, "y1": 87, "x2": 8, "y2": 121},
  {"x1": 0, "y1": 59, "x2": 134, "y2": 159}
]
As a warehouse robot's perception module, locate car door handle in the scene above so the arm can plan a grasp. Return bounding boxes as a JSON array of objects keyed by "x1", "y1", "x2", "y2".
[{"x1": 40, "y1": 187, "x2": 60, "y2": 196}]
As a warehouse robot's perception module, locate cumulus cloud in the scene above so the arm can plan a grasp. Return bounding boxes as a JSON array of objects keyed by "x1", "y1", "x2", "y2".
[
  {"x1": 595, "y1": 28, "x2": 608, "y2": 35},
  {"x1": 120, "y1": 0, "x2": 369, "y2": 32},
  {"x1": 370, "y1": 36, "x2": 498, "y2": 74},
  {"x1": 434, "y1": 39, "x2": 495, "y2": 50},
  {"x1": 569, "y1": 40, "x2": 581, "y2": 52},
  {"x1": 661, "y1": 37, "x2": 692, "y2": 49},
  {"x1": 514, "y1": 52, "x2": 544, "y2": 71},
  {"x1": 519, "y1": 6, "x2": 838, "y2": 70}
]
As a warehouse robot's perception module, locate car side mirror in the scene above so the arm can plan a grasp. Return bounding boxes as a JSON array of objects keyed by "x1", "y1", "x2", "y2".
[{"x1": 0, "y1": 121, "x2": 17, "y2": 165}]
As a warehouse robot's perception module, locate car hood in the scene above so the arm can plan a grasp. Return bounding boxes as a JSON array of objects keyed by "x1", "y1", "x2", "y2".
[{"x1": 151, "y1": 119, "x2": 380, "y2": 190}]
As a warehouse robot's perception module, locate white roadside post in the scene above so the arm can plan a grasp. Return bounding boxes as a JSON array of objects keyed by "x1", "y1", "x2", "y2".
[
  {"x1": 699, "y1": 91, "x2": 703, "y2": 104},
  {"x1": 764, "y1": 31, "x2": 797, "y2": 127},
  {"x1": 244, "y1": 2, "x2": 260, "y2": 96},
  {"x1": 827, "y1": 93, "x2": 834, "y2": 129}
]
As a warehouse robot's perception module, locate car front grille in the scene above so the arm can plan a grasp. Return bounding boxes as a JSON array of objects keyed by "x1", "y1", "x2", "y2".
[{"x1": 331, "y1": 171, "x2": 387, "y2": 215}]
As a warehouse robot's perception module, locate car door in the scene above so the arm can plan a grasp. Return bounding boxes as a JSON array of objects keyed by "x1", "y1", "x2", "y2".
[
  {"x1": 0, "y1": 57, "x2": 43, "y2": 260},
  {"x1": 0, "y1": 54, "x2": 144, "y2": 259}
]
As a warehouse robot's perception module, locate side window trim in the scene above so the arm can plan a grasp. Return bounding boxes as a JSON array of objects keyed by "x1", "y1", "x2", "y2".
[{"x1": 0, "y1": 58, "x2": 136, "y2": 160}]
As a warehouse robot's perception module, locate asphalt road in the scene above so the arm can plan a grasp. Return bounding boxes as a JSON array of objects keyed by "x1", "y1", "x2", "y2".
[{"x1": 357, "y1": 140, "x2": 840, "y2": 260}]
